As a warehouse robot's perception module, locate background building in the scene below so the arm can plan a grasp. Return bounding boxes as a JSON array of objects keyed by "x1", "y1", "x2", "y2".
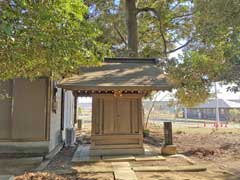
[{"x1": 184, "y1": 99, "x2": 240, "y2": 121}]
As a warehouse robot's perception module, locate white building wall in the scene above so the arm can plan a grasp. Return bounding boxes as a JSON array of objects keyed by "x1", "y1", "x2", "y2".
[
  {"x1": 49, "y1": 88, "x2": 62, "y2": 152},
  {"x1": 62, "y1": 90, "x2": 75, "y2": 142},
  {"x1": 64, "y1": 90, "x2": 75, "y2": 128}
]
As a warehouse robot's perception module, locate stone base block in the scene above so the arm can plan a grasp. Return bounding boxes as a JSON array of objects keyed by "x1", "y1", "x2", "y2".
[
  {"x1": 90, "y1": 148, "x2": 144, "y2": 156},
  {"x1": 0, "y1": 141, "x2": 49, "y2": 155},
  {"x1": 161, "y1": 145, "x2": 177, "y2": 155},
  {"x1": 0, "y1": 175, "x2": 14, "y2": 180}
]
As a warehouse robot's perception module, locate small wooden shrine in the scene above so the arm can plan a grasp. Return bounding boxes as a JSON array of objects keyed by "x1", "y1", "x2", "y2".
[{"x1": 58, "y1": 57, "x2": 171, "y2": 155}]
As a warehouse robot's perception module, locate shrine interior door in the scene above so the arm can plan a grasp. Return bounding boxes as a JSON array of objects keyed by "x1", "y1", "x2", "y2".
[{"x1": 90, "y1": 94, "x2": 144, "y2": 155}]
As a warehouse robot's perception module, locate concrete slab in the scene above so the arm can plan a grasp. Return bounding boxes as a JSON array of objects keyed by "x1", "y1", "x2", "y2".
[
  {"x1": 112, "y1": 162, "x2": 137, "y2": 180},
  {"x1": 0, "y1": 157, "x2": 43, "y2": 166},
  {"x1": 0, "y1": 175, "x2": 14, "y2": 180},
  {"x1": 169, "y1": 154, "x2": 195, "y2": 165},
  {"x1": 74, "y1": 167, "x2": 113, "y2": 173},
  {"x1": 90, "y1": 148, "x2": 144, "y2": 156},
  {"x1": 133, "y1": 165, "x2": 207, "y2": 172},
  {"x1": 102, "y1": 155, "x2": 135, "y2": 162},
  {"x1": 171, "y1": 165, "x2": 207, "y2": 172},
  {"x1": 73, "y1": 162, "x2": 113, "y2": 173},
  {"x1": 135, "y1": 155, "x2": 166, "y2": 161},
  {"x1": 112, "y1": 162, "x2": 131, "y2": 171},
  {"x1": 114, "y1": 170, "x2": 138, "y2": 180},
  {"x1": 72, "y1": 145, "x2": 101, "y2": 163},
  {"x1": 72, "y1": 155, "x2": 100, "y2": 163},
  {"x1": 112, "y1": 162, "x2": 130, "y2": 167},
  {"x1": 133, "y1": 166, "x2": 171, "y2": 172},
  {"x1": 45, "y1": 143, "x2": 63, "y2": 160},
  {"x1": 143, "y1": 145, "x2": 159, "y2": 156},
  {"x1": 35, "y1": 160, "x2": 51, "y2": 171}
]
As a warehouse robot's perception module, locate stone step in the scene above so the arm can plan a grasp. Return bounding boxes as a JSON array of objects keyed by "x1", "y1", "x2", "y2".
[
  {"x1": 171, "y1": 165, "x2": 207, "y2": 172},
  {"x1": 114, "y1": 170, "x2": 138, "y2": 180},
  {"x1": 133, "y1": 165, "x2": 207, "y2": 172},
  {"x1": 71, "y1": 145, "x2": 101, "y2": 163},
  {"x1": 133, "y1": 166, "x2": 171, "y2": 172},
  {"x1": 102, "y1": 155, "x2": 135, "y2": 162},
  {"x1": 135, "y1": 155, "x2": 166, "y2": 161},
  {"x1": 112, "y1": 162, "x2": 137, "y2": 180},
  {"x1": 0, "y1": 157, "x2": 43, "y2": 166}
]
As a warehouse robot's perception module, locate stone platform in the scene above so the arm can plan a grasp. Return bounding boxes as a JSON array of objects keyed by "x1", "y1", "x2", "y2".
[
  {"x1": 70, "y1": 145, "x2": 207, "y2": 180},
  {"x1": 72, "y1": 145, "x2": 166, "y2": 163}
]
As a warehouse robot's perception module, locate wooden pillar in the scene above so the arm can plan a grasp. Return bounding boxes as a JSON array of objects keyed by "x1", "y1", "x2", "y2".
[{"x1": 73, "y1": 95, "x2": 77, "y2": 125}]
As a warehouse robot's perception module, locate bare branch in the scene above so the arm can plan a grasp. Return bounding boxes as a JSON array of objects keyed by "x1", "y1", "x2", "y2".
[
  {"x1": 136, "y1": 7, "x2": 159, "y2": 18},
  {"x1": 170, "y1": 13, "x2": 193, "y2": 22},
  {"x1": 169, "y1": 1, "x2": 181, "y2": 10},
  {"x1": 113, "y1": 24, "x2": 128, "y2": 46},
  {"x1": 167, "y1": 38, "x2": 192, "y2": 54},
  {"x1": 159, "y1": 20, "x2": 168, "y2": 57},
  {"x1": 136, "y1": 7, "x2": 169, "y2": 57}
]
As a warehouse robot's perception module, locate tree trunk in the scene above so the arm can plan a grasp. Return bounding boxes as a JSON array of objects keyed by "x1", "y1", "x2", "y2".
[{"x1": 125, "y1": 0, "x2": 138, "y2": 57}]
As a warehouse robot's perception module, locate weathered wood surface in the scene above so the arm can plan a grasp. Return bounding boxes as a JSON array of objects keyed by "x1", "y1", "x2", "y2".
[{"x1": 90, "y1": 95, "x2": 144, "y2": 155}]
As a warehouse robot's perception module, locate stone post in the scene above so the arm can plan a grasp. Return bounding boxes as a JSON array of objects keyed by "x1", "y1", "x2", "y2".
[
  {"x1": 164, "y1": 122, "x2": 173, "y2": 145},
  {"x1": 161, "y1": 122, "x2": 177, "y2": 155}
]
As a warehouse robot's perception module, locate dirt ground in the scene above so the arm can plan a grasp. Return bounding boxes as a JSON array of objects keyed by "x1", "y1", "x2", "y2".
[
  {"x1": 147, "y1": 123, "x2": 240, "y2": 179},
  {"x1": 13, "y1": 123, "x2": 240, "y2": 180},
  {"x1": 15, "y1": 172, "x2": 114, "y2": 180}
]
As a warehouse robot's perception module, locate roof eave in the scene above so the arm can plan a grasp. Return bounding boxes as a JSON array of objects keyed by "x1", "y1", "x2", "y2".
[{"x1": 57, "y1": 84, "x2": 173, "y2": 91}]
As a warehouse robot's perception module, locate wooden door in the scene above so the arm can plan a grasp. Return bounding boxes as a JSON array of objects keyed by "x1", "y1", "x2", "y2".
[
  {"x1": 103, "y1": 97, "x2": 115, "y2": 134},
  {"x1": 115, "y1": 98, "x2": 131, "y2": 134},
  {"x1": 92, "y1": 95, "x2": 143, "y2": 136}
]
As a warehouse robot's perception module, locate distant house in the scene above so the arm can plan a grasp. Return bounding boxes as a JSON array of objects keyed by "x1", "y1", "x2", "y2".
[
  {"x1": 143, "y1": 100, "x2": 177, "y2": 114},
  {"x1": 184, "y1": 99, "x2": 240, "y2": 121}
]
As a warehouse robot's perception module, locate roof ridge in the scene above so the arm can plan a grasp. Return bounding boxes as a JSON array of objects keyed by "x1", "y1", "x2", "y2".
[{"x1": 104, "y1": 57, "x2": 159, "y2": 64}]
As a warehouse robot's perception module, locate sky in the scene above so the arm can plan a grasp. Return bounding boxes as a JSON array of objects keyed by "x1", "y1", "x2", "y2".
[{"x1": 153, "y1": 83, "x2": 240, "y2": 101}]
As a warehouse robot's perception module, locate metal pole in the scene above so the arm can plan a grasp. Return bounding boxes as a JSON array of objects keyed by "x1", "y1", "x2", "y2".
[
  {"x1": 215, "y1": 82, "x2": 220, "y2": 127},
  {"x1": 184, "y1": 107, "x2": 188, "y2": 120}
]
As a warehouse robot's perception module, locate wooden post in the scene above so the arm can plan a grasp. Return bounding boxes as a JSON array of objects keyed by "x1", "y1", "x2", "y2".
[{"x1": 72, "y1": 92, "x2": 78, "y2": 125}]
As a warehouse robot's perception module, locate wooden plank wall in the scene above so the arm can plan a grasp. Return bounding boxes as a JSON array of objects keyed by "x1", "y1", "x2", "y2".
[
  {"x1": 91, "y1": 94, "x2": 144, "y2": 150},
  {"x1": 0, "y1": 79, "x2": 49, "y2": 141}
]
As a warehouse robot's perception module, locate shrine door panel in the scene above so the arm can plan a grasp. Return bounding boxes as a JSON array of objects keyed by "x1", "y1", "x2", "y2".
[
  {"x1": 116, "y1": 98, "x2": 131, "y2": 134},
  {"x1": 103, "y1": 97, "x2": 115, "y2": 134}
]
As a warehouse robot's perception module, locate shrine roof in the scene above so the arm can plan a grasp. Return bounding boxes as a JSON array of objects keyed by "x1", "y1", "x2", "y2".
[{"x1": 58, "y1": 57, "x2": 172, "y2": 91}]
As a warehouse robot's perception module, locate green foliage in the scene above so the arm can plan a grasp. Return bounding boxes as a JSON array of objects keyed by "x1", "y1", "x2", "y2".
[
  {"x1": 169, "y1": 51, "x2": 226, "y2": 107},
  {"x1": 168, "y1": 0, "x2": 240, "y2": 106},
  {"x1": 0, "y1": 0, "x2": 110, "y2": 80},
  {"x1": 193, "y1": 0, "x2": 240, "y2": 90},
  {"x1": 86, "y1": 0, "x2": 240, "y2": 107},
  {"x1": 229, "y1": 109, "x2": 240, "y2": 122},
  {"x1": 77, "y1": 107, "x2": 82, "y2": 115},
  {"x1": 137, "y1": 0, "x2": 193, "y2": 57},
  {"x1": 1, "y1": 0, "x2": 240, "y2": 107},
  {"x1": 87, "y1": 0, "x2": 193, "y2": 58},
  {"x1": 143, "y1": 129, "x2": 150, "y2": 137},
  {"x1": 85, "y1": 0, "x2": 127, "y2": 56}
]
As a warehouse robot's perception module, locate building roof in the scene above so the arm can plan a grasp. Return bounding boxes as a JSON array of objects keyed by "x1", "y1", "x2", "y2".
[
  {"x1": 58, "y1": 57, "x2": 172, "y2": 91},
  {"x1": 193, "y1": 99, "x2": 240, "y2": 109}
]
